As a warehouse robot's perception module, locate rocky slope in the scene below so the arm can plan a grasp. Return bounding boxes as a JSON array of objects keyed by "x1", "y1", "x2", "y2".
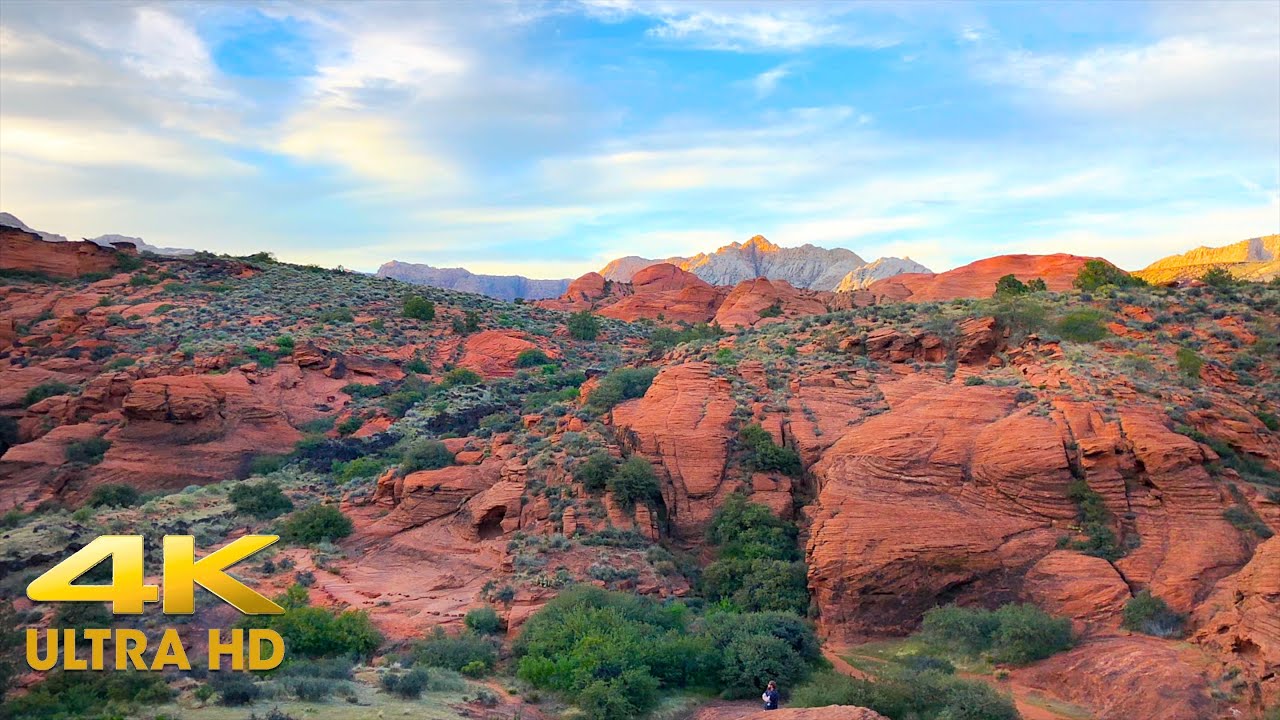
[
  {"x1": 855, "y1": 253, "x2": 1100, "y2": 303},
  {"x1": 376, "y1": 259, "x2": 570, "y2": 301},
  {"x1": 3, "y1": 236, "x2": 1279, "y2": 719},
  {"x1": 599, "y1": 235, "x2": 930, "y2": 290},
  {"x1": 1136, "y1": 234, "x2": 1280, "y2": 284},
  {"x1": 834, "y1": 256, "x2": 932, "y2": 291}
]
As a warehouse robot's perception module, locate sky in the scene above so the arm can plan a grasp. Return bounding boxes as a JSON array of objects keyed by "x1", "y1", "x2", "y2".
[{"x1": 1, "y1": 0, "x2": 1277, "y2": 277}]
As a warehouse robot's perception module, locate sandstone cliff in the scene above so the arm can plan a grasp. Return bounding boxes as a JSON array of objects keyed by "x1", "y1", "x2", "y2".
[{"x1": 1135, "y1": 234, "x2": 1280, "y2": 284}]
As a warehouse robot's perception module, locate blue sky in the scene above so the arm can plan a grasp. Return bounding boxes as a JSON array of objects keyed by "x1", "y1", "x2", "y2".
[{"x1": 1, "y1": 1, "x2": 1276, "y2": 276}]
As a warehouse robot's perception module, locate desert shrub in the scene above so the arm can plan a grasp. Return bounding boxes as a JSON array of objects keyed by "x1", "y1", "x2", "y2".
[
  {"x1": 211, "y1": 673, "x2": 260, "y2": 705},
  {"x1": 441, "y1": 367, "x2": 483, "y2": 387},
  {"x1": 3, "y1": 670, "x2": 174, "y2": 718},
  {"x1": 567, "y1": 310, "x2": 601, "y2": 340},
  {"x1": 411, "y1": 627, "x2": 498, "y2": 672},
  {"x1": 1065, "y1": 479, "x2": 1123, "y2": 560},
  {"x1": 980, "y1": 295, "x2": 1049, "y2": 342},
  {"x1": 335, "y1": 415, "x2": 363, "y2": 435},
  {"x1": 318, "y1": 307, "x2": 354, "y2": 324},
  {"x1": 243, "y1": 585, "x2": 382, "y2": 659},
  {"x1": 282, "y1": 505, "x2": 353, "y2": 544},
  {"x1": 1055, "y1": 309, "x2": 1110, "y2": 343},
  {"x1": 1201, "y1": 267, "x2": 1237, "y2": 287},
  {"x1": 608, "y1": 456, "x2": 661, "y2": 510},
  {"x1": 382, "y1": 667, "x2": 431, "y2": 698},
  {"x1": 333, "y1": 456, "x2": 384, "y2": 483},
  {"x1": 1224, "y1": 505, "x2": 1275, "y2": 538},
  {"x1": 1074, "y1": 259, "x2": 1145, "y2": 291},
  {"x1": 64, "y1": 437, "x2": 110, "y2": 466},
  {"x1": 403, "y1": 295, "x2": 436, "y2": 321},
  {"x1": 278, "y1": 656, "x2": 355, "y2": 680},
  {"x1": 343, "y1": 382, "x2": 386, "y2": 398},
  {"x1": 275, "y1": 334, "x2": 295, "y2": 353},
  {"x1": 921, "y1": 603, "x2": 1072, "y2": 665},
  {"x1": 586, "y1": 366, "x2": 659, "y2": 413},
  {"x1": 23, "y1": 381, "x2": 72, "y2": 407},
  {"x1": 86, "y1": 482, "x2": 138, "y2": 508},
  {"x1": 649, "y1": 322, "x2": 724, "y2": 350},
  {"x1": 758, "y1": 302, "x2": 783, "y2": 318},
  {"x1": 993, "y1": 274, "x2": 1028, "y2": 297},
  {"x1": 464, "y1": 606, "x2": 503, "y2": 635},
  {"x1": 402, "y1": 439, "x2": 455, "y2": 472},
  {"x1": 229, "y1": 480, "x2": 294, "y2": 519},
  {"x1": 701, "y1": 495, "x2": 807, "y2": 614},
  {"x1": 1122, "y1": 590, "x2": 1185, "y2": 638},
  {"x1": 283, "y1": 675, "x2": 335, "y2": 701},
  {"x1": 515, "y1": 348, "x2": 552, "y2": 367},
  {"x1": 575, "y1": 451, "x2": 617, "y2": 492},
  {"x1": 792, "y1": 668, "x2": 1018, "y2": 720},
  {"x1": 739, "y1": 424, "x2": 802, "y2": 476},
  {"x1": 249, "y1": 453, "x2": 289, "y2": 476},
  {"x1": 1176, "y1": 347, "x2": 1203, "y2": 379},
  {"x1": 718, "y1": 633, "x2": 807, "y2": 699}
]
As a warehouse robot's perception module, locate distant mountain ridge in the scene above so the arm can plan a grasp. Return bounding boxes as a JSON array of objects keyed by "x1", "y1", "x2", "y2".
[
  {"x1": 376, "y1": 261, "x2": 571, "y2": 301},
  {"x1": 0, "y1": 212, "x2": 195, "y2": 256},
  {"x1": 599, "y1": 235, "x2": 930, "y2": 290},
  {"x1": 1135, "y1": 235, "x2": 1280, "y2": 284}
]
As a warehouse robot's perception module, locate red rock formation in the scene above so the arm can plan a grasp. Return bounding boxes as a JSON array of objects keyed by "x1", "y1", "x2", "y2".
[
  {"x1": 1193, "y1": 536, "x2": 1280, "y2": 709},
  {"x1": 457, "y1": 330, "x2": 555, "y2": 377},
  {"x1": 1023, "y1": 550, "x2": 1130, "y2": 630},
  {"x1": 713, "y1": 277, "x2": 829, "y2": 329},
  {"x1": 612, "y1": 362, "x2": 738, "y2": 538},
  {"x1": 597, "y1": 263, "x2": 726, "y2": 324},
  {"x1": 729, "y1": 708, "x2": 888, "y2": 720},
  {"x1": 861, "y1": 254, "x2": 1103, "y2": 303},
  {"x1": 1, "y1": 225, "x2": 122, "y2": 278}
]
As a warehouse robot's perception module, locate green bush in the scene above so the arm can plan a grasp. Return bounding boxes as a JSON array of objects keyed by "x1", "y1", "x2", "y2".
[
  {"x1": 282, "y1": 504, "x2": 353, "y2": 544},
  {"x1": 1064, "y1": 479, "x2": 1123, "y2": 560},
  {"x1": 1055, "y1": 309, "x2": 1110, "y2": 343},
  {"x1": 586, "y1": 367, "x2": 659, "y2": 413},
  {"x1": 464, "y1": 606, "x2": 503, "y2": 635},
  {"x1": 24, "y1": 381, "x2": 72, "y2": 407},
  {"x1": 1201, "y1": 267, "x2": 1237, "y2": 287},
  {"x1": 403, "y1": 295, "x2": 436, "y2": 321},
  {"x1": 86, "y1": 482, "x2": 138, "y2": 508},
  {"x1": 739, "y1": 424, "x2": 802, "y2": 476},
  {"x1": 758, "y1": 302, "x2": 783, "y2": 318},
  {"x1": 3, "y1": 670, "x2": 173, "y2": 718},
  {"x1": 706, "y1": 493, "x2": 800, "y2": 562},
  {"x1": 382, "y1": 667, "x2": 431, "y2": 698},
  {"x1": 65, "y1": 437, "x2": 111, "y2": 465},
  {"x1": 791, "y1": 668, "x2": 1018, "y2": 720},
  {"x1": 441, "y1": 368, "x2": 483, "y2": 387},
  {"x1": 411, "y1": 627, "x2": 498, "y2": 672},
  {"x1": 575, "y1": 451, "x2": 617, "y2": 492},
  {"x1": 1122, "y1": 590, "x2": 1185, "y2": 638},
  {"x1": 515, "y1": 348, "x2": 552, "y2": 367},
  {"x1": 567, "y1": 310, "x2": 601, "y2": 341},
  {"x1": 243, "y1": 585, "x2": 382, "y2": 659},
  {"x1": 211, "y1": 673, "x2": 260, "y2": 706},
  {"x1": 993, "y1": 274, "x2": 1028, "y2": 297},
  {"x1": 229, "y1": 480, "x2": 294, "y2": 519},
  {"x1": 402, "y1": 439, "x2": 455, "y2": 472},
  {"x1": 333, "y1": 456, "x2": 385, "y2": 483},
  {"x1": 921, "y1": 603, "x2": 1072, "y2": 665},
  {"x1": 249, "y1": 453, "x2": 289, "y2": 476},
  {"x1": 1176, "y1": 347, "x2": 1203, "y2": 379},
  {"x1": 318, "y1": 307, "x2": 354, "y2": 324},
  {"x1": 1073, "y1": 259, "x2": 1145, "y2": 291},
  {"x1": 608, "y1": 456, "x2": 661, "y2": 510}
]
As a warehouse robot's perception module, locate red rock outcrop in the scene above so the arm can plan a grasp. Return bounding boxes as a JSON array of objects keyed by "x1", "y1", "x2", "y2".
[
  {"x1": 1193, "y1": 536, "x2": 1280, "y2": 709},
  {"x1": 860, "y1": 254, "x2": 1103, "y2": 303},
  {"x1": 806, "y1": 378, "x2": 1079, "y2": 639},
  {"x1": 713, "y1": 277, "x2": 829, "y2": 329},
  {"x1": 457, "y1": 330, "x2": 555, "y2": 377},
  {"x1": 729, "y1": 708, "x2": 888, "y2": 720},
  {"x1": 1022, "y1": 550, "x2": 1130, "y2": 630},
  {"x1": 597, "y1": 264, "x2": 726, "y2": 324},
  {"x1": 612, "y1": 362, "x2": 738, "y2": 538},
  {"x1": 0, "y1": 225, "x2": 122, "y2": 278}
]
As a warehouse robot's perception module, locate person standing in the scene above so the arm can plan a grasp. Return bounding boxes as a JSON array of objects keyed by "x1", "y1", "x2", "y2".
[{"x1": 762, "y1": 680, "x2": 780, "y2": 710}]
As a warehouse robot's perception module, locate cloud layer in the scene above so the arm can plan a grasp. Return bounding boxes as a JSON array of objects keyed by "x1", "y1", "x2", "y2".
[{"x1": 1, "y1": 0, "x2": 1276, "y2": 275}]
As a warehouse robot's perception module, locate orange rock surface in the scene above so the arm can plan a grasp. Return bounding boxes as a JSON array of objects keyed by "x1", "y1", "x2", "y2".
[
  {"x1": 862, "y1": 253, "x2": 1101, "y2": 302},
  {"x1": 0, "y1": 225, "x2": 122, "y2": 278}
]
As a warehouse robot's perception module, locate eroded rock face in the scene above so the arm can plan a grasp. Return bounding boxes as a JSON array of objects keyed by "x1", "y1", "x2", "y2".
[
  {"x1": 457, "y1": 330, "x2": 554, "y2": 378},
  {"x1": 1193, "y1": 536, "x2": 1280, "y2": 707},
  {"x1": 612, "y1": 362, "x2": 737, "y2": 538},
  {"x1": 1023, "y1": 550, "x2": 1130, "y2": 631},
  {"x1": 596, "y1": 263, "x2": 726, "y2": 324},
  {"x1": 0, "y1": 225, "x2": 122, "y2": 278},
  {"x1": 729, "y1": 708, "x2": 888, "y2": 720},
  {"x1": 713, "y1": 277, "x2": 830, "y2": 329},
  {"x1": 806, "y1": 378, "x2": 1071, "y2": 638}
]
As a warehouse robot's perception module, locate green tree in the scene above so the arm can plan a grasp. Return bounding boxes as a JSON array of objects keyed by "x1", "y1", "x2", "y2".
[
  {"x1": 608, "y1": 457, "x2": 661, "y2": 510},
  {"x1": 568, "y1": 310, "x2": 601, "y2": 341},
  {"x1": 403, "y1": 295, "x2": 436, "y2": 321},
  {"x1": 402, "y1": 439, "x2": 455, "y2": 472},
  {"x1": 229, "y1": 480, "x2": 294, "y2": 519},
  {"x1": 1073, "y1": 259, "x2": 1145, "y2": 291},
  {"x1": 283, "y1": 505, "x2": 353, "y2": 544},
  {"x1": 586, "y1": 367, "x2": 659, "y2": 413},
  {"x1": 993, "y1": 274, "x2": 1029, "y2": 297}
]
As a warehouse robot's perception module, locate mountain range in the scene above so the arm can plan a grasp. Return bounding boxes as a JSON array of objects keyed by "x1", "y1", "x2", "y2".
[
  {"x1": 375, "y1": 261, "x2": 571, "y2": 302},
  {"x1": 1135, "y1": 234, "x2": 1280, "y2": 284}
]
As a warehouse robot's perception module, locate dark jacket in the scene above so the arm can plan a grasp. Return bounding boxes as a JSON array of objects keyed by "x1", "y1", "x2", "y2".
[{"x1": 763, "y1": 689, "x2": 780, "y2": 709}]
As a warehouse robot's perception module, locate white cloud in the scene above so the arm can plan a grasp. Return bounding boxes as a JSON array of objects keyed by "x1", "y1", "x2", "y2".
[
  {"x1": 0, "y1": 116, "x2": 249, "y2": 176},
  {"x1": 751, "y1": 63, "x2": 793, "y2": 98}
]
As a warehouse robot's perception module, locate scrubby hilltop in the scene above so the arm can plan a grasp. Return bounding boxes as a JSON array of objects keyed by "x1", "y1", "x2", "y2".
[
  {"x1": 2, "y1": 228, "x2": 1278, "y2": 720},
  {"x1": 1136, "y1": 235, "x2": 1280, "y2": 285}
]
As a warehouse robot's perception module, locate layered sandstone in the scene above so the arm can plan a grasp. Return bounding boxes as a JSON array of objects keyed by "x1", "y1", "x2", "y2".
[
  {"x1": 1, "y1": 225, "x2": 122, "y2": 278},
  {"x1": 859, "y1": 253, "x2": 1102, "y2": 302}
]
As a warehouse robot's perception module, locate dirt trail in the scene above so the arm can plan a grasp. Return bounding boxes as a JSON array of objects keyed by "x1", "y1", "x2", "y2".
[{"x1": 688, "y1": 700, "x2": 765, "y2": 720}]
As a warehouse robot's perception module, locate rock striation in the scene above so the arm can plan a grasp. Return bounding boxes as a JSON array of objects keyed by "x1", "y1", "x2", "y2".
[{"x1": 1135, "y1": 234, "x2": 1280, "y2": 284}]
